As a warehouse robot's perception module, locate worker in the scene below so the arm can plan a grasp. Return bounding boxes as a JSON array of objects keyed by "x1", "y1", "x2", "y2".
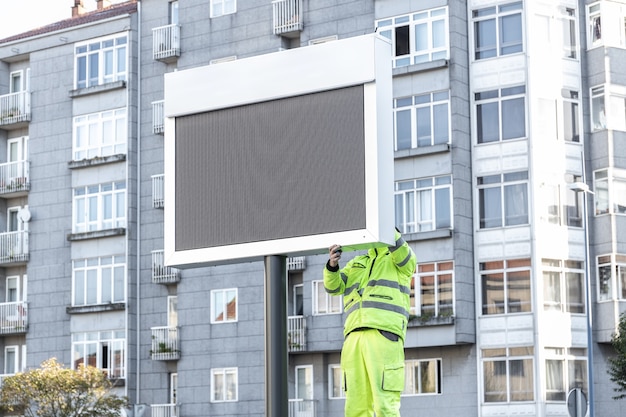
[{"x1": 324, "y1": 229, "x2": 417, "y2": 417}]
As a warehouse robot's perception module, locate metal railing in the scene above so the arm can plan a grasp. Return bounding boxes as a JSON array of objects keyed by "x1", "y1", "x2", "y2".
[
  {"x1": 288, "y1": 315, "x2": 306, "y2": 352},
  {"x1": 0, "y1": 160, "x2": 29, "y2": 195},
  {"x1": 152, "y1": 174, "x2": 165, "y2": 208},
  {"x1": 0, "y1": 301, "x2": 28, "y2": 334},
  {"x1": 272, "y1": 0, "x2": 303, "y2": 35},
  {"x1": 288, "y1": 399, "x2": 316, "y2": 417},
  {"x1": 0, "y1": 91, "x2": 31, "y2": 126},
  {"x1": 152, "y1": 250, "x2": 179, "y2": 284},
  {"x1": 0, "y1": 231, "x2": 29, "y2": 264},
  {"x1": 287, "y1": 256, "x2": 306, "y2": 271},
  {"x1": 151, "y1": 404, "x2": 179, "y2": 417},
  {"x1": 152, "y1": 100, "x2": 165, "y2": 134},
  {"x1": 152, "y1": 24, "x2": 181, "y2": 61},
  {"x1": 150, "y1": 326, "x2": 180, "y2": 360}
]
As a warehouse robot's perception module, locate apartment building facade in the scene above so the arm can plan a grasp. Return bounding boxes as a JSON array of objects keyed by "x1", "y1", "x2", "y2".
[{"x1": 0, "y1": 0, "x2": 625, "y2": 416}]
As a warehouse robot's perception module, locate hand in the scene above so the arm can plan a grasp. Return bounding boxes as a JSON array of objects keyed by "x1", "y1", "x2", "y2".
[{"x1": 328, "y1": 244, "x2": 342, "y2": 268}]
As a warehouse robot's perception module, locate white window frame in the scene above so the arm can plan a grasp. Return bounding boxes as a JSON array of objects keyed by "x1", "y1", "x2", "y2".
[
  {"x1": 312, "y1": 280, "x2": 342, "y2": 315},
  {"x1": 171, "y1": 372, "x2": 178, "y2": 404},
  {"x1": 542, "y1": 259, "x2": 585, "y2": 314},
  {"x1": 481, "y1": 258, "x2": 532, "y2": 315},
  {"x1": 594, "y1": 168, "x2": 626, "y2": 216},
  {"x1": 412, "y1": 261, "x2": 454, "y2": 317},
  {"x1": 475, "y1": 85, "x2": 527, "y2": 144},
  {"x1": 545, "y1": 347, "x2": 587, "y2": 402},
  {"x1": 376, "y1": 6, "x2": 449, "y2": 68},
  {"x1": 478, "y1": 171, "x2": 529, "y2": 229},
  {"x1": 71, "y1": 330, "x2": 126, "y2": 378},
  {"x1": 168, "y1": 295, "x2": 178, "y2": 327},
  {"x1": 72, "y1": 255, "x2": 126, "y2": 306},
  {"x1": 73, "y1": 108, "x2": 127, "y2": 160},
  {"x1": 210, "y1": 0, "x2": 236, "y2": 18},
  {"x1": 395, "y1": 175, "x2": 452, "y2": 233},
  {"x1": 211, "y1": 367, "x2": 238, "y2": 402},
  {"x1": 73, "y1": 181, "x2": 127, "y2": 233},
  {"x1": 482, "y1": 346, "x2": 534, "y2": 403},
  {"x1": 74, "y1": 34, "x2": 128, "y2": 89},
  {"x1": 472, "y1": 2, "x2": 523, "y2": 60},
  {"x1": 587, "y1": 2, "x2": 602, "y2": 48},
  {"x1": 394, "y1": 91, "x2": 450, "y2": 150},
  {"x1": 295, "y1": 365, "x2": 313, "y2": 400},
  {"x1": 561, "y1": 89, "x2": 581, "y2": 142},
  {"x1": 210, "y1": 288, "x2": 238, "y2": 323},
  {"x1": 4, "y1": 345, "x2": 18, "y2": 375},
  {"x1": 590, "y1": 85, "x2": 606, "y2": 131},
  {"x1": 328, "y1": 364, "x2": 345, "y2": 399},
  {"x1": 597, "y1": 254, "x2": 626, "y2": 301},
  {"x1": 6, "y1": 276, "x2": 19, "y2": 302},
  {"x1": 403, "y1": 358, "x2": 442, "y2": 395}
]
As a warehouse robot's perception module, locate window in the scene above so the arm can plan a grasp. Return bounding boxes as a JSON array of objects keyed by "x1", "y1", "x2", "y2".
[
  {"x1": 394, "y1": 91, "x2": 450, "y2": 150},
  {"x1": 169, "y1": 0, "x2": 179, "y2": 25},
  {"x1": 73, "y1": 109, "x2": 127, "y2": 160},
  {"x1": 587, "y1": 3, "x2": 602, "y2": 47},
  {"x1": 597, "y1": 254, "x2": 626, "y2": 301},
  {"x1": 590, "y1": 86, "x2": 606, "y2": 131},
  {"x1": 544, "y1": 175, "x2": 583, "y2": 227},
  {"x1": 545, "y1": 348, "x2": 587, "y2": 401},
  {"x1": 313, "y1": 280, "x2": 341, "y2": 315},
  {"x1": 473, "y1": 2, "x2": 523, "y2": 60},
  {"x1": 561, "y1": 8, "x2": 577, "y2": 59},
  {"x1": 296, "y1": 365, "x2": 313, "y2": 400},
  {"x1": 395, "y1": 176, "x2": 452, "y2": 233},
  {"x1": 73, "y1": 182, "x2": 126, "y2": 233},
  {"x1": 594, "y1": 168, "x2": 626, "y2": 215},
  {"x1": 72, "y1": 330, "x2": 125, "y2": 378},
  {"x1": 562, "y1": 90, "x2": 580, "y2": 142},
  {"x1": 476, "y1": 86, "x2": 526, "y2": 143},
  {"x1": 403, "y1": 359, "x2": 442, "y2": 395},
  {"x1": 170, "y1": 373, "x2": 178, "y2": 404},
  {"x1": 411, "y1": 261, "x2": 454, "y2": 317},
  {"x1": 75, "y1": 35, "x2": 127, "y2": 89},
  {"x1": 211, "y1": 367, "x2": 238, "y2": 402},
  {"x1": 483, "y1": 346, "x2": 534, "y2": 402},
  {"x1": 4, "y1": 346, "x2": 18, "y2": 374},
  {"x1": 211, "y1": 288, "x2": 237, "y2": 323},
  {"x1": 376, "y1": 7, "x2": 449, "y2": 67},
  {"x1": 478, "y1": 171, "x2": 529, "y2": 228},
  {"x1": 210, "y1": 0, "x2": 236, "y2": 18},
  {"x1": 329, "y1": 364, "x2": 345, "y2": 399},
  {"x1": 481, "y1": 258, "x2": 531, "y2": 315},
  {"x1": 73, "y1": 255, "x2": 125, "y2": 306},
  {"x1": 542, "y1": 259, "x2": 584, "y2": 313}
]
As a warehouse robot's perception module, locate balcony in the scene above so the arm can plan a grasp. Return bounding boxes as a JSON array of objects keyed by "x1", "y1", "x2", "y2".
[
  {"x1": 287, "y1": 256, "x2": 306, "y2": 271},
  {"x1": 0, "y1": 91, "x2": 31, "y2": 129},
  {"x1": 152, "y1": 174, "x2": 165, "y2": 208},
  {"x1": 0, "y1": 301, "x2": 28, "y2": 335},
  {"x1": 288, "y1": 315, "x2": 306, "y2": 352},
  {"x1": 272, "y1": 0, "x2": 303, "y2": 37},
  {"x1": 152, "y1": 100, "x2": 165, "y2": 134},
  {"x1": 152, "y1": 250, "x2": 179, "y2": 284},
  {"x1": 153, "y1": 24, "x2": 181, "y2": 62},
  {"x1": 288, "y1": 399, "x2": 316, "y2": 417},
  {"x1": 151, "y1": 404, "x2": 179, "y2": 417},
  {"x1": 0, "y1": 231, "x2": 29, "y2": 265},
  {"x1": 150, "y1": 326, "x2": 180, "y2": 360},
  {"x1": 0, "y1": 161, "x2": 30, "y2": 197}
]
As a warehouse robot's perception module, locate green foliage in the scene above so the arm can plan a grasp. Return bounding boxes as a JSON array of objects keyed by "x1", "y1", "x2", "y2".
[
  {"x1": 0, "y1": 358, "x2": 128, "y2": 417},
  {"x1": 608, "y1": 313, "x2": 626, "y2": 399}
]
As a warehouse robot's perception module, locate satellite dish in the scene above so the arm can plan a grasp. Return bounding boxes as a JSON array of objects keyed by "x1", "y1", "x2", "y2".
[{"x1": 18, "y1": 208, "x2": 31, "y2": 223}]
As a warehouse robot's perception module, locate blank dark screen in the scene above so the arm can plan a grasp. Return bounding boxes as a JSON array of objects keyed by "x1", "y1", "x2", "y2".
[{"x1": 175, "y1": 85, "x2": 366, "y2": 251}]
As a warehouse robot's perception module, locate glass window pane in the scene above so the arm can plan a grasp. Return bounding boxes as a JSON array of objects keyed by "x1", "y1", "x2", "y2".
[
  {"x1": 507, "y1": 270, "x2": 530, "y2": 313},
  {"x1": 414, "y1": 23, "x2": 428, "y2": 52},
  {"x1": 502, "y1": 97, "x2": 526, "y2": 139},
  {"x1": 395, "y1": 26, "x2": 410, "y2": 56},
  {"x1": 114, "y1": 266, "x2": 125, "y2": 302},
  {"x1": 101, "y1": 268, "x2": 112, "y2": 303},
  {"x1": 475, "y1": 19, "x2": 497, "y2": 59},
  {"x1": 432, "y1": 19, "x2": 445, "y2": 48},
  {"x1": 477, "y1": 102, "x2": 499, "y2": 143},
  {"x1": 500, "y1": 14, "x2": 523, "y2": 55},
  {"x1": 86, "y1": 269, "x2": 97, "y2": 304},
  {"x1": 435, "y1": 187, "x2": 451, "y2": 229},
  {"x1": 543, "y1": 271, "x2": 561, "y2": 310},
  {"x1": 566, "y1": 272, "x2": 584, "y2": 313},
  {"x1": 482, "y1": 272, "x2": 504, "y2": 314},
  {"x1": 504, "y1": 183, "x2": 528, "y2": 226},
  {"x1": 433, "y1": 103, "x2": 449, "y2": 144},
  {"x1": 480, "y1": 187, "x2": 502, "y2": 228},
  {"x1": 396, "y1": 110, "x2": 412, "y2": 150},
  {"x1": 483, "y1": 360, "x2": 507, "y2": 401},
  {"x1": 416, "y1": 107, "x2": 432, "y2": 147},
  {"x1": 509, "y1": 359, "x2": 534, "y2": 401},
  {"x1": 546, "y1": 360, "x2": 565, "y2": 401}
]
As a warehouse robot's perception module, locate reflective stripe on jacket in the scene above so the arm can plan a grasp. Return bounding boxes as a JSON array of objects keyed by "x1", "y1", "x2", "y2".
[{"x1": 323, "y1": 231, "x2": 417, "y2": 341}]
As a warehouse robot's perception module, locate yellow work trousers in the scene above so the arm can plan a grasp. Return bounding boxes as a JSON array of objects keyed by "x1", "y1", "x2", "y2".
[{"x1": 341, "y1": 328, "x2": 405, "y2": 417}]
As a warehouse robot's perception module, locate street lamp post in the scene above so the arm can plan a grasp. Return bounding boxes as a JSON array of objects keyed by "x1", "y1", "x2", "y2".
[{"x1": 569, "y1": 181, "x2": 594, "y2": 417}]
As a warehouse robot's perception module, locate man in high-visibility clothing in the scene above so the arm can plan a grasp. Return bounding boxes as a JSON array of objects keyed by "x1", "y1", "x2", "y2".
[{"x1": 324, "y1": 229, "x2": 416, "y2": 417}]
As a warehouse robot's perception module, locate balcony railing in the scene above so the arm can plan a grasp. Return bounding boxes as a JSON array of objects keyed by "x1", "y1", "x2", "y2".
[
  {"x1": 152, "y1": 174, "x2": 165, "y2": 208},
  {"x1": 152, "y1": 250, "x2": 180, "y2": 284},
  {"x1": 272, "y1": 0, "x2": 303, "y2": 36},
  {"x1": 153, "y1": 24, "x2": 181, "y2": 62},
  {"x1": 0, "y1": 91, "x2": 31, "y2": 127},
  {"x1": 288, "y1": 315, "x2": 306, "y2": 352},
  {"x1": 287, "y1": 256, "x2": 306, "y2": 271},
  {"x1": 0, "y1": 161, "x2": 29, "y2": 196},
  {"x1": 0, "y1": 231, "x2": 29, "y2": 265},
  {"x1": 151, "y1": 326, "x2": 180, "y2": 360},
  {"x1": 151, "y1": 404, "x2": 179, "y2": 417},
  {"x1": 152, "y1": 100, "x2": 165, "y2": 134},
  {"x1": 288, "y1": 399, "x2": 316, "y2": 417},
  {"x1": 0, "y1": 301, "x2": 28, "y2": 334}
]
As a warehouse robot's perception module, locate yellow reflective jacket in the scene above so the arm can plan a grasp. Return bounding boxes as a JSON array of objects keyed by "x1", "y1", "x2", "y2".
[{"x1": 323, "y1": 231, "x2": 417, "y2": 341}]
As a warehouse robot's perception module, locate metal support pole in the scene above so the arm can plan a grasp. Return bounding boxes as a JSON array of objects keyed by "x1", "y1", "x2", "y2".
[{"x1": 264, "y1": 255, "x2": 288, "y2": 417}]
